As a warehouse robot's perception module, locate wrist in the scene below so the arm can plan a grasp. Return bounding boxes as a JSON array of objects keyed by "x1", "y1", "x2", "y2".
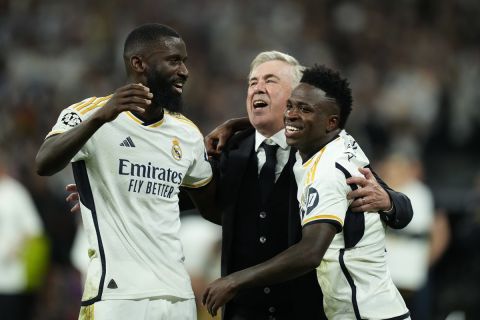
[
  {"x1": 89, "y1": 113, "x2": 108, "y2": 127},
  {"x1": 382, "y1": 202, "x2": 394, "y2": 214}
]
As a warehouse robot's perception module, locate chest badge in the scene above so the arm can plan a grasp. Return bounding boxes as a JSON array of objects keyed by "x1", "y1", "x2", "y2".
[{"x1": 171, "y1": 138, "x2": 182, "y2": 161}]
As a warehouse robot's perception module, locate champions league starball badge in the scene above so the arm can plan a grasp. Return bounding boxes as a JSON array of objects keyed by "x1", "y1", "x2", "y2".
[{"x1": 61, "y1": 112, "x2": 82, "y2": 127}]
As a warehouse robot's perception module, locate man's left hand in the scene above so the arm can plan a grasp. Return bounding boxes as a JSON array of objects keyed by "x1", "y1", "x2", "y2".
[
  {"x1": 202, "y1": 276, "x2": 238, "y2": 317},
  {"x1": 346, "y1": 167, "x2": 392, "y2": 212}
]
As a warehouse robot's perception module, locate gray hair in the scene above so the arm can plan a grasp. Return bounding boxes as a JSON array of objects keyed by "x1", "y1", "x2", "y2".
[{"x1": 248, "y1": 50, "x2": 304, "y2": 85}]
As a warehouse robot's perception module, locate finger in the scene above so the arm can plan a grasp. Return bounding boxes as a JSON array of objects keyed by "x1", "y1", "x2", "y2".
[
  {"x1": 122, "y1": 83, "x2": 151, "y2": 93},
  {"x1": 202, "y1": 288, "x2": 209, "y2": 305},
  {"x1": 216, "y1": 136, "x2": 227, "y2": 153},
  {"x1": 66, "y1": 184, "x2": 77, "y2": 192},
  {"x1": 346, "y1": 176, "x2": 368, "y2": 188},
  {"x1": 116, "y1": 84, "x2": 151, "y2": 98},
  {"x1": 119, "y1": 96, "x2": 152, "y2": 106},
  {"x1": 204, "y1": 137, "x2": 219, "y2": 157},
  {"x1": 358, "y1": 167, "x2": 375, "y2": 180},
  {"x1": 70, "y1": 202, "x2": 81, "y2": 213},
  {"x1": 212, "y1": 303, "x2": 219, "y2": 316},
  {"x1": 349, "y1": 199, "x2": 367, "y2": 212},
  {"x1": 66, "y1": 192, "x2": 79, "y2": 203},
  {"x1": 121, "y1": 104, "x2": 147, "y2": 114},
  {"x1": 347, "y1": 188, "x2": 369, "y2": 200}
]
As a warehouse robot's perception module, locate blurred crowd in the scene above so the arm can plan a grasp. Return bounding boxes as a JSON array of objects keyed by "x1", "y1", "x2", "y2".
[{"x1": 1, "y1": 0, "x2": 479, "y2": 319}]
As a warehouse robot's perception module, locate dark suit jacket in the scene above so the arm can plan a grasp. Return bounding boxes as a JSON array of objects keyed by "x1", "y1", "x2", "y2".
[{"x1": 216, "y1": 127, "x2": 323, "y2": 319}]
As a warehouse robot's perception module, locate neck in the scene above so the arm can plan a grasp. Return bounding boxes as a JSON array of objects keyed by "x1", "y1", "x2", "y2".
[
  {"x1": 299, "y1": 129, "x2": 341, "y2": 162},
  {"x1": 256, "y1": 125, "x2": 283, "y2": 138},
  {"x1": 132, "y1": 104, "x2": 165, "y2": 123}
]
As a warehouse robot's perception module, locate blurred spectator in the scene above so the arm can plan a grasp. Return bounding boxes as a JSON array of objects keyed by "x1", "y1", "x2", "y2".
[
  {"x1": 178, "y1": 214, "x2": 222, "y2": 320},
  {"x1": 380, "y1": 152, "x2": 450, "y2": 319},
  {"x1": 0, "y1": 152, "x2": 49, "y2": 320}
]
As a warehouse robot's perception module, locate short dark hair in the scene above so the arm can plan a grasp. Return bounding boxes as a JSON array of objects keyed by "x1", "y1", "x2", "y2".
[
  {"x1": 301, "y1": 65, "x2": 353, "y2": 128},
  {"x1": 123, "y1": 23, "x2": 180, "y2": 58}
]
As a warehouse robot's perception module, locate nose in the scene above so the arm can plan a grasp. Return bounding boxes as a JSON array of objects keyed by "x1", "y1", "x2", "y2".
[
  {"x1": 285, "y1": 106, "x2": 299, "y2": 119},
  {"x1": 253, "y1": 80, "x2": 266, "y2": 93},
  {"x1": 178, "y1": 62, "x2": 189, "y2": 79}
]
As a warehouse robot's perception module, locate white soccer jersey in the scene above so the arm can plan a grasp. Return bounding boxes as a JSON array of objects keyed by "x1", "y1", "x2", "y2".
[
  {"x1": 294, "y1": 130, "x2": 409, "y2": 320},
  {"x1": 47, "y1": 96, "x2": 212, "y2": 305}
]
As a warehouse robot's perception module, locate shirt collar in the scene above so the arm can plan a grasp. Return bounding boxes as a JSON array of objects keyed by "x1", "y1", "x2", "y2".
[{"x1": 255, "y1": 129, "x2": 288, "y2": 152}]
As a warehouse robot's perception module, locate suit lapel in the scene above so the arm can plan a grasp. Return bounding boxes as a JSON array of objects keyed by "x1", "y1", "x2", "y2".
[{"x1": 220, "y1": 133, "x2": 255, "y2": 203}]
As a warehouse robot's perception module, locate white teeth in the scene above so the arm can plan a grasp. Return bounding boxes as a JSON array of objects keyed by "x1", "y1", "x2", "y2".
[
  {"x1": 286, "y1": 125, "x2": 300, "y2": 132},
  {"x1": 253, "y1": 100, "x2": 268, "y2": 108}
]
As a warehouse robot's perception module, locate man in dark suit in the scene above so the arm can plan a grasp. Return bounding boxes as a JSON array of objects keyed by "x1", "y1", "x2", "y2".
[{"x1": 203, "y1": 51, "x2": 412, "y2": 320}]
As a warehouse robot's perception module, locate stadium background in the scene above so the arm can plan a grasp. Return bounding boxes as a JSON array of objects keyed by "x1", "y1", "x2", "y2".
[{"x1": 0, "y1": 0, "x2": 479, "y2": 319}]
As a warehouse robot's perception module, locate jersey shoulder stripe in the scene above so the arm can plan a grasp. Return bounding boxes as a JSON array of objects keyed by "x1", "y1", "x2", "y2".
[
  {"x1": 70, "y1": 97, "x2": 97, "y2": 112},
  {"x1": 166, "y1": 111, "x2": 202, "y2": 135},
  {"x1": 303, "y1": 147, "x2": 326, "y2": 185},
  {"x1": 79, "y1": 95, "x2": 112, "y2": 115}
]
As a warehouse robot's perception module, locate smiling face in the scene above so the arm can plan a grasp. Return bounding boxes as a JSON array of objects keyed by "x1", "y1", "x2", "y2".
[
  {"x1": 284, "y1": 83, "x2": 340, "y2": 159},
  {"x1": 246, "y1": 60, "x2": 296, "y2": 137},
  {"x1": 142, "y1": 37, "x2": 189, "y2": 112}
]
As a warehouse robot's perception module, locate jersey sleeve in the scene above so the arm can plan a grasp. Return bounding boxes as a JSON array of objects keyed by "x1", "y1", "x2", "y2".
[
  {"x1": 181, "y1": 134, "x2": 213, "y2": 188},
  {"x1": 301, "y1": 167, "x2": 351, "y2": 233},
  {"x1": 45, "y1": 98, "x2": 95, "y2": 161}
]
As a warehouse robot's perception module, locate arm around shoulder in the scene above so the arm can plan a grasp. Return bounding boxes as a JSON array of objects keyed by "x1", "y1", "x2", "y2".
[{"x1": 372, "y1": 170, "x2": 413, "y2": 229}]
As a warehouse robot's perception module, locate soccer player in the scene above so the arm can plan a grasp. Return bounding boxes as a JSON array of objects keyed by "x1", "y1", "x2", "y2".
[
  {"x1": 203, "y1": 65, "x2": 410, "y2": 320},
  {"x1": 35, "y1": 23, "x2": 216, "y2": 320}
]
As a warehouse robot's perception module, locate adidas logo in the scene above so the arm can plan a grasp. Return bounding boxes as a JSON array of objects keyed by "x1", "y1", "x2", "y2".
[
  {"x1": 120, "y1": 136, "x2": 136, "y2": 147},
  {"x1": 107, "y1": 279, "x2": 118, "y2": 289}
]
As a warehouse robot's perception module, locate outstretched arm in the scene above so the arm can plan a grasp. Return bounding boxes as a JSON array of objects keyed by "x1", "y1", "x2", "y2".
[
  {"x1": 36, "y1": 84, "x2": 151, "y2": 176},
  {"x1": 205, "y1": 117, "x2": 251, "y2": 157},
  {"x1": 346, "y1": 167, "x2": 413, "y2": 229},
  {"x1": 202, "y1": 222, "x2": 336, "y2": 316},
  {"x1": 183, "y1": 178, "x2": 222, "y2": 225}
]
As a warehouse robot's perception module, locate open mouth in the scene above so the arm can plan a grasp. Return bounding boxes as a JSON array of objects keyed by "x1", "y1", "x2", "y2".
[
  {"x1": 172, "y1": 81, "x2": 184, "y2": 94},
  {"x1": 253, "y1": 99, "x2": 268, "y2": 109},
  {"x1": 285, "y1": 124, "x2": 303, "y2": 137}
]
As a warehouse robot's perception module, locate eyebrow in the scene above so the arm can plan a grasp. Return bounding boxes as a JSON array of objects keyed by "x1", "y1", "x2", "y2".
[{"x1": 249, "y1": 74, "x2": 281, "y2": 82}]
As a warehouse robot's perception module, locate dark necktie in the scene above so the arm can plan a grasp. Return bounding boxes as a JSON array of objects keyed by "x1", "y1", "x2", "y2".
[{"x1": 259, "y1": 143, "x2": 279, "y2": 206}]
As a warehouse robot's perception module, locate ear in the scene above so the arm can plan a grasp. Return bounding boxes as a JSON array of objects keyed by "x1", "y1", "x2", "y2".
[
  {"x1": 130, "y1": 55, "x2": 146, "y2": 73},
  {"x1": 326, "y1": 115, "x2": 340, "y2": 132}
]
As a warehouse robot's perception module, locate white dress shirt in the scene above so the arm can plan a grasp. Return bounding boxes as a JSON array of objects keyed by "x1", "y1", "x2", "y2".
[{"x1": 255, "y1": 130, "x2": 291, "y2": 181}]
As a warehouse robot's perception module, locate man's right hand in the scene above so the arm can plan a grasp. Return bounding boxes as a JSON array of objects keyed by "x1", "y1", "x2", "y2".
[
  {"x1": 205, "y1": 117, "x2": 251, "y2": 157},
  {"x1": 205, "y1": 121, "x2": 234, "y2": 157},
  {"x1": 92, "y1": 83, "x2": 152, "y2": 123},
  {"x1": 66, "y1": 184, "x2": 80, "y2": 213}
]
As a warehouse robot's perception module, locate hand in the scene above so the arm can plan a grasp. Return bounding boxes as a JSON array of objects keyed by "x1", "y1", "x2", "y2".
[
  {"x1": 346, "y1": 167, "x2": 392, "y2": 212},
  {"x1": 93, "y1": 83, "x2": 152, "y2": 123},
  {"x1": 202, "y1": 276, "x2": 239, "y2": 317},
  {"x1": 66, "y1": 184, "x2": 81, "y2": 213},
  {"x1": 205, "y1": 121, "x2": 235, "y2": 157}
]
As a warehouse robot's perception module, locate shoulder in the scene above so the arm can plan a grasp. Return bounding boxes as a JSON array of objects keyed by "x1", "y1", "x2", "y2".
[
  {"x1": 66, "y1": 95, "x2": 113, "y2": 118},
  {"x1": 166, "y1": 112, "x2": 202, "y2": 135},
  {"x1": 324, "y1": 131, "x2": 369, "y2": 175},
  {"x1": 224, "y1": 127, "x2": 256, "y2": 152}
]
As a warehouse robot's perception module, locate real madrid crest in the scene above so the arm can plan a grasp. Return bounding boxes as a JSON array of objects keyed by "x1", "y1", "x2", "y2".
[{"x1": 171, "y1": 138, "x2": 182, "y2": 161}]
